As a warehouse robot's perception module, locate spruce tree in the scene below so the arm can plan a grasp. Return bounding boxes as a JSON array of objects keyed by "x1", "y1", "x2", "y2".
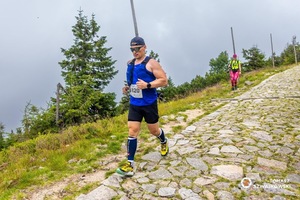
[
  {"x1": 242, "y1": 46, "x2": 266, "y2": 71},
  {"x1": 209, "y1": 51, "x2": 229, "y2": 74},
  {"x1": 0, "y1": 122, "x2": 5, "y2": 150},
  {"x1": 58, "y1": 10, "x2": 118, "y2": 125}
]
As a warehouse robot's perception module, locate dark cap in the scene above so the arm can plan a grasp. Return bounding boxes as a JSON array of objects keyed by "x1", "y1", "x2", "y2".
[{"x1": 130, "y1": 36, "x2": 145, "y2": 46}]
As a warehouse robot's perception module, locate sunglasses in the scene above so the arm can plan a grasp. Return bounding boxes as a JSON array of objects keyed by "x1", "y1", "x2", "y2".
[{"x1": 130, "y1": 46, "x2": 144, "y2": 52}]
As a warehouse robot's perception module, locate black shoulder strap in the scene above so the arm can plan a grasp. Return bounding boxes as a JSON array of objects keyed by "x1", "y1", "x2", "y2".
[
  {"x1": 129, "y1": 58, "x2": 136, "y2": 66},
  {"x1": 142, "y1": 56, "x2": 151, "y2": 64},
  {"x1": 128, "y1": 56, "x2": 152, "y2": 85},
  {"x1": 130, "y1": 56, "x2": 151, "y2": 66}
]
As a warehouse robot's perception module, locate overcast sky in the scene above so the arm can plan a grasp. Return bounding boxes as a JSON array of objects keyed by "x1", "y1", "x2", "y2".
[{"x1": 1, "y1": 0, "x2": 299, "y2": 132}]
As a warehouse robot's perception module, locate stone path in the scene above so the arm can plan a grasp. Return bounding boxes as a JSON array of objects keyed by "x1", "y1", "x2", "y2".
[{"x1": 77, "y1": 66, "x2": 300, "y2": 200}]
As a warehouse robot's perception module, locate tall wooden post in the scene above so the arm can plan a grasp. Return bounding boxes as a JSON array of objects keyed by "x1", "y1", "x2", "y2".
[
  {"x1": 56, "y1": 83, "x2": 60, "y2": 125},
  {"x1": 130, "y1": 0, "x2": 139, "y2": 37},
  {"x1": 293, "y1": 36, "x2": 298, "y2": 65},
  {"x1": 270, "y1": 33, "x2": 275, "y2": 67},
  {"x1": 231, "y1": 27, "x2": 236, "y2": 55}
]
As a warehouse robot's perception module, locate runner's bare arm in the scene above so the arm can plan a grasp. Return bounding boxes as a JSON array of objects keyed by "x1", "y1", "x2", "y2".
[{"x1": 146, "y1": 59, "x2": 168, "y2": 88}]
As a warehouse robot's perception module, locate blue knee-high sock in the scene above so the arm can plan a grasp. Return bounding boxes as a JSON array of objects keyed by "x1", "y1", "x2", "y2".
[
  {"x1": 127, "y1": 137, "x2": 137, "y2": 162},
  {"x1": 157, "y1": 128, "x2": 166, "y2": 144}
]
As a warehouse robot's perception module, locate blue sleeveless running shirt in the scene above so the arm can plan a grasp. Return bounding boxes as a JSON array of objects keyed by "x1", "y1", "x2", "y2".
[{"x1": 128, "y1": 56, "x2": 157, "y2": 106}]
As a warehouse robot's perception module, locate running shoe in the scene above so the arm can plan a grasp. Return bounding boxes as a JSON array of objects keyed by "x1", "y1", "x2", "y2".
[
  {"x1": 161, "y1": 139, "x2": 169, "y2": 156},
  {"x1": 116, "y1": 161, "x2": 134, "y2": 177}
]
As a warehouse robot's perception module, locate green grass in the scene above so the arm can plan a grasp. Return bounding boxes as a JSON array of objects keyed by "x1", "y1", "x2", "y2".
[{"x1": 0, "y1": 64, "x2": 294, "y2": 199}]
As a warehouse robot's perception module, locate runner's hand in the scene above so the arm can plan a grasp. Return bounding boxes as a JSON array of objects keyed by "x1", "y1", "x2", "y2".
[
  {"x1": 136, "y1": 79, "x2": 147, "y2": 89},
  {"x1": 122, "y1": 85, "x2": 130, "y2": 94}
]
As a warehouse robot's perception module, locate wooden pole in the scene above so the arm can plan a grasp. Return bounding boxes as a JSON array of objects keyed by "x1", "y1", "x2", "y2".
[
  {"x1": 270, "y1": 33, "x2": 275, "y2": 67},
  {"x1": 231, "y1": 27, "x2": 236, "y2": 55},
  {"x1": 293, "y1": 36, "x2": 298, "y2": 65},
  {"x1": 56, "y1": 83, "x2": 60, "y2": 125},
  {"x1": 130, "y1": 0, "x2": 139, "y2": 37},
  {"x1": 56, "y1": 83, "x2": 66, "y2": 126}
]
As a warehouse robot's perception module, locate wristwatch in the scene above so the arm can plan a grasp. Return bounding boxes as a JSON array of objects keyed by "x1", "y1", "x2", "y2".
[{"x1": 147, "y1": 83, "x2": 151, "y2": 89}]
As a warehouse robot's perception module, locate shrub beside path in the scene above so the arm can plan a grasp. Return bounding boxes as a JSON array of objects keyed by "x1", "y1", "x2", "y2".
[{"x1": 77, "y1": 66, "x2": 300, "y2": 200}]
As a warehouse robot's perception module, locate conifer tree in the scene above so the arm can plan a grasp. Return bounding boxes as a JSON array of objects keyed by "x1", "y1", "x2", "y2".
[
  {"x1": 280, "y1": 42, "x2": 300, "y2": 65},
  {"x1": 0, "y1": 122, "x2": 5, "y2": 150},
  {"x1": 58, "y1": 10, "x2": 118, "y2": 124},
  {"x1": 242, "y1": 46, "x2": 266, "y2": 71},
  {"x1": 209, "y1": 51, "x2": 229, "y2": 74}
]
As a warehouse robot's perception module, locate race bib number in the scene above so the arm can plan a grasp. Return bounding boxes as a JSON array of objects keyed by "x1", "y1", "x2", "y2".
[{"x1": 130, "y1": 84, "x2": 143, "y2": 98}]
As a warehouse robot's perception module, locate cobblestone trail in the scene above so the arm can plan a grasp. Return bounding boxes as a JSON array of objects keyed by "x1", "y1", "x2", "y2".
[{"x1": 77, "y1": 66, "x2": 300, "y2": 200}]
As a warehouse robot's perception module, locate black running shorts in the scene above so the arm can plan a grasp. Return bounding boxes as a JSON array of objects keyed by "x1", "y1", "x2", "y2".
[{"x1": 128, "y1": 101, "x2": 159, "y2": 124}]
